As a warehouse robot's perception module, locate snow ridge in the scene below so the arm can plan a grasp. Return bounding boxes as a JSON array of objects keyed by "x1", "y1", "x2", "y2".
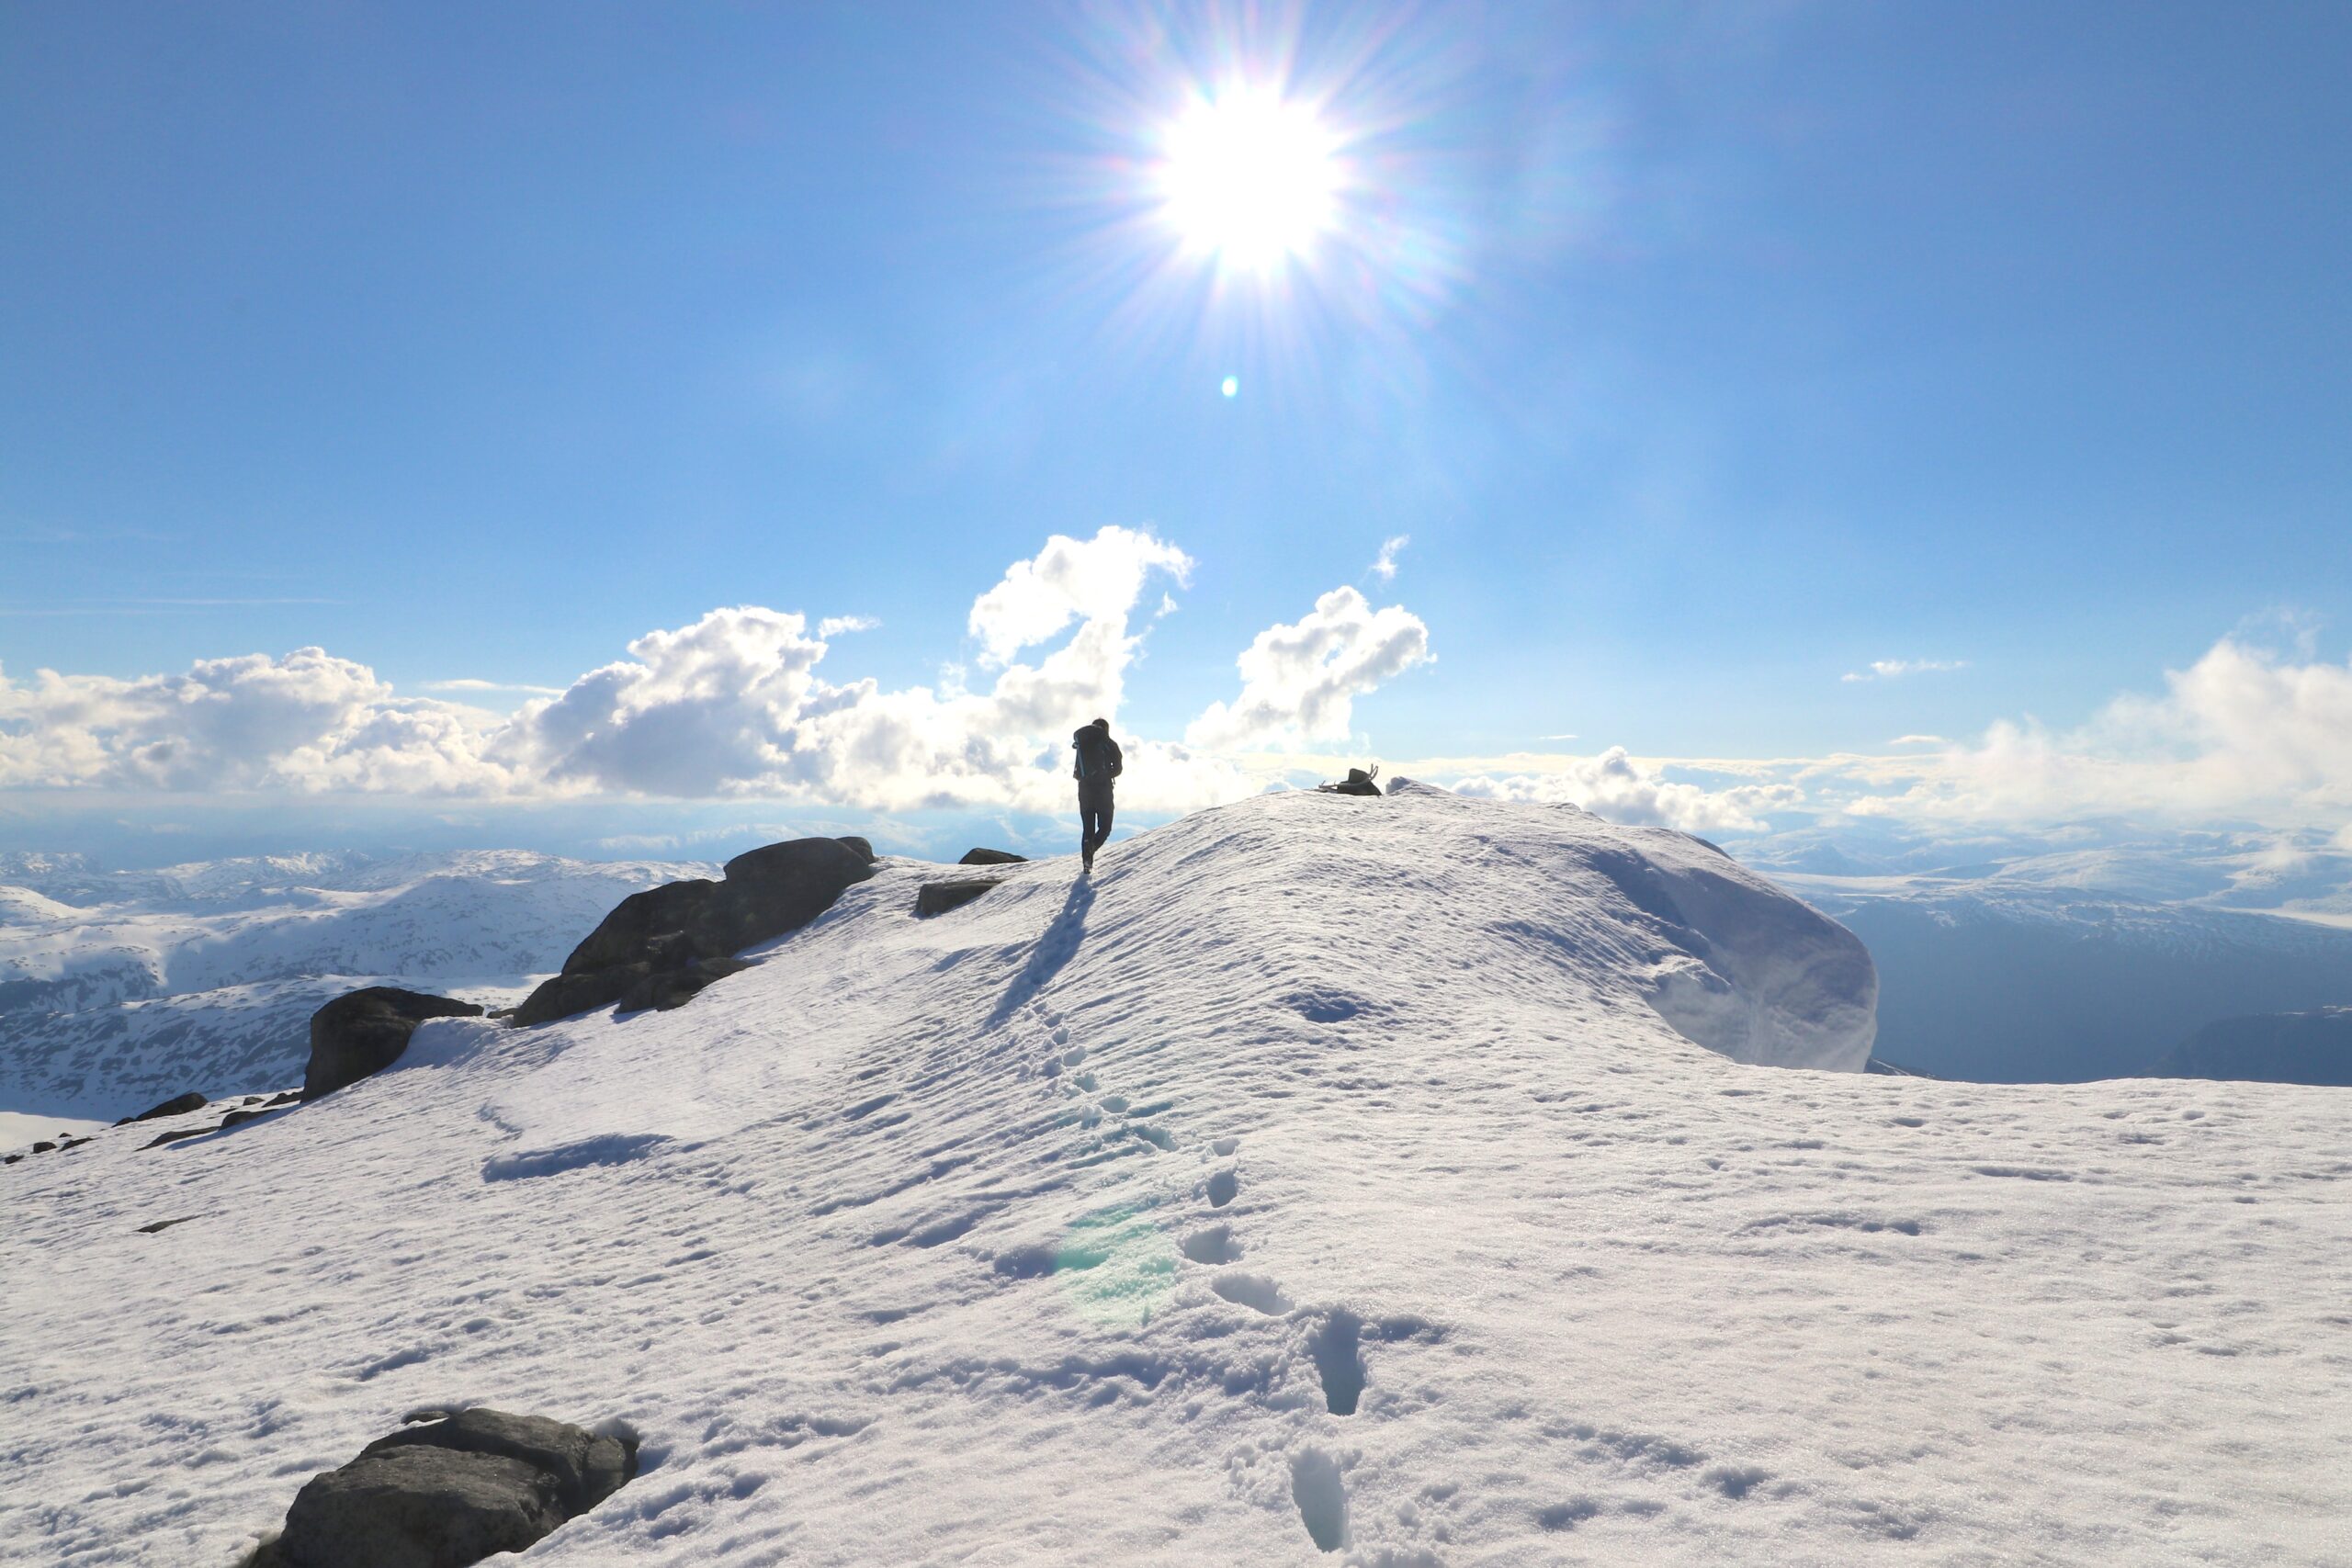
[{"x1": 4, "y1": 790, "x2": 2344, "y2": 1565}]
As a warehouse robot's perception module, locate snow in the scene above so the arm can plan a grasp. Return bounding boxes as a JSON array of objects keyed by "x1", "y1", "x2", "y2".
[
  {"x1": 0, "y1": 851, "x2": 709, "y2": 1122},
  {"x1": 5, "y1": 786, "x2": 2348, "y2": 1565}
]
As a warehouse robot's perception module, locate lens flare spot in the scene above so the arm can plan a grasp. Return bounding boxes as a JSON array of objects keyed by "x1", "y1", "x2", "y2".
[{"x1": 1221, "y1": 376, "x2": 1239, "y2": 398}]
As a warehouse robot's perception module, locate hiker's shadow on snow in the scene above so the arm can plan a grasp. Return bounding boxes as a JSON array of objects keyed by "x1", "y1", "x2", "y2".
[{"x1": 986, "y1": 877, "x2": 1095, "y2": 1029}]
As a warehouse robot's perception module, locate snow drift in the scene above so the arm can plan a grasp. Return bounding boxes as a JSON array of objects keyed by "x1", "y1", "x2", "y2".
[{"x1": 5, "y1": 786, "x2": 2345, "y2": 1565}]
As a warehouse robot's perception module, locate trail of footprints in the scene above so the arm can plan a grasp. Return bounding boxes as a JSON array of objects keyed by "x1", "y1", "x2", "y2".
[
  {"x1": 1001, "y1": 995, "x2": 1781, "y2": 1559},
  {"x1": 1013, "y1": 996, "x2": 1380, "y2": 1556}
]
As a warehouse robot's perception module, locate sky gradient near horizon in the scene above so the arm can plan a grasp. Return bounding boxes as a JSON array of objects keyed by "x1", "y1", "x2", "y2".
[{"x1": 5, "y1": 1, "x2": 2350, "y2": 858}]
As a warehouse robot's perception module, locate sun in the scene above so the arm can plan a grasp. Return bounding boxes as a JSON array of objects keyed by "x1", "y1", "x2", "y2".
[{"x1": 1155, "y1": 87, "x2": 1343, "y2": 274}]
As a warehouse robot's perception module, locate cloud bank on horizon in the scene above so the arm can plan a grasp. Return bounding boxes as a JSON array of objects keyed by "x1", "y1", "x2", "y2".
[
  {"x1": 0, "y1": 527, "x2": 1435, "y2": 818},
  {"x1": 2, "y1": 527, "x2": 2347, "y2": 847}
]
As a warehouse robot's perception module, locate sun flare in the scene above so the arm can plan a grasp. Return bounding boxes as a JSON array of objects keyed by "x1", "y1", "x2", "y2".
[{"x1": 1156, "y1": 87, "x2": 1342, "y2": 273}]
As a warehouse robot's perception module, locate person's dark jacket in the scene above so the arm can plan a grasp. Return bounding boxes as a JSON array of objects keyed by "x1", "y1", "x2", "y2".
[{"x1": 1072, "y1": 723, "x2": 1123, "y2": 786}]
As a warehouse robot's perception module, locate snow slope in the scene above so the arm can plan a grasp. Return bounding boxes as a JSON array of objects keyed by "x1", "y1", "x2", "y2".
[
  {"x1": 6, "y1": 787, "x2": 2348, "y2": 1565},
  {"x1": 0, "y1": 851, "x2": 707, "y2": 1118}
]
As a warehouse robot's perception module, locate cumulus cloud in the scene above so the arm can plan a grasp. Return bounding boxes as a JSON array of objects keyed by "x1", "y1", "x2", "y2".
[
  {"x1": 1186, "y1": 587, "x2": 1431, "y2": 751},
  {"x1": 0, "y1": 527, "x2": 1436, "y2": 818},
  {"x1": 423, "y1": 678, "x2": 563, "y2": 695},
  {"x1": 1850, "y1": 635, "x2": 2352, "y2": 828},
  {"x1": 1842, "y1": 659, "x2": 1968, "y2": 683},
  {"x1": 816, "y1": 615, "x2": 879, "y2": 637},
  {"x1": 966, "y1": 525, "x2": 1193, "y2": 667},
  {"x1": 0, "y1": 649, "x2": 518, "y2": 795},
  {"x1": 1447, "y1": 747, "x2": 1804, "y2": 834},
  {"x1": 1369, "y1": 535, "x2": 1409, "y2": 581}
]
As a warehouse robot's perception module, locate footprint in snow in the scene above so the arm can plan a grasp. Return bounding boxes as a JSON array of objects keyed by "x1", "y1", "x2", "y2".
[
  {"x1": 1211, "y1": 1272, "x2": 1289, "y2": 1315},
  {"x1": 1290, "y1": 1449, "x2": 1347, "y2": 1552},
  {"x1": 1181, "y1": 1224, "x2": 1239, "y2": 1264}
]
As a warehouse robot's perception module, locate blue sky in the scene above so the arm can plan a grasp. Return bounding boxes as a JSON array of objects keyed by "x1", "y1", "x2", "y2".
[{"x1": 4, "y1": 2, "x2": 2350, "y2": 860}]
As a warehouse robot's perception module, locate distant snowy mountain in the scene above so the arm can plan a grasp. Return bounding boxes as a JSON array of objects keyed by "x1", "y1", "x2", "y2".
[
  {"x1": 0, "y1": 850, "x2": 708, "y2": 1116},
  {"x1": 1732, "y1": 826, "x2": 2352, "y2": 1082},
  {"x1": 6, "y1": 785, "x2": 2342, "y2": 1564}
]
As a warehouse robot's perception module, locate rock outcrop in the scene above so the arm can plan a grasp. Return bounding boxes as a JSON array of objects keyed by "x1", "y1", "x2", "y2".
[
  {"x1": 916, "y1": 880, "x2": 999, "y2": 917},
  {"x1": 958, "y1": 847, "x2": 1027, "y2": 865},
  {"x1": 251, "y1": 1407, "x2": 637, "y2": 1568},
  {"x1": 117, "y1": 1091, "x2": 208, "y2": 1125},
  {"x1": 1315, "y1": 767, "x2": 1383, "y2": 796},
  {"x1": 514, "y1": 837, "x2": 874, "y2": 1026},
  {"x1": 303, "y1": 988, "x2": 485, "y2": 1101}
]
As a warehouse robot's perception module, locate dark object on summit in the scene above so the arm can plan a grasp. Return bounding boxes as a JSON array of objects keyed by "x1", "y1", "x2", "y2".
[
  {"x1": 118, "y1": 1090, "x2": 208, "y2": 1126},
  {"x1": 836, "y1": 835, "x2": 876, "y2": 863},
  {"x1": 250, "y1": 1407, "x2": 638, "y2": 1568},
  {"x1": 304, "y1": 987, "x2": 486, "y2": 1101},
  {"x1": 959, "y1": 847, "x2": 1027, "y2": 866},
  {"x1": 1072, "y1": 717, "x2": 1124, "y2": 873},
  {"x1": 513, "y1": 837, "x2": 874, "y2": 1026},
  {"x1": 1316, "y1": 765, "x2": 1382, "y2": 797},
  {"x1": 917, "y1": 880, "x2": 1000, "y2": 918}
]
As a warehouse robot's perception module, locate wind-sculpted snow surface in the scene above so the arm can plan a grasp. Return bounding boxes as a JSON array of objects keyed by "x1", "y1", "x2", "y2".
[{"x1": 5, "y1": 789, "x2": 2347, "y2": 1565}]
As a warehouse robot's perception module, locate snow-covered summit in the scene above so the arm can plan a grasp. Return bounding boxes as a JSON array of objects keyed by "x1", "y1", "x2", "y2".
[{"x1": 5, "y1": 787, "x2": 2344, "y2": 1564}]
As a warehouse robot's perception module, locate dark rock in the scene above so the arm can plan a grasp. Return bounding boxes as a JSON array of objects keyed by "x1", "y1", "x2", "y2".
[
  {"x1": 137, "y1": 1215, "x2": 199, "y2": 1235},
  {"x1": 29, "y1": 1141, "x2": 55, "y2": 1154},
  {"x1": 2, "y1": 1154, "x2": 19, "y2": 1165},
  {"x1": 263, "y1": 1090, "x2": 302, "y2": 1108},
  {"x1": 118, "y1": 1090, "x2": 208, "y2": 1126},
  {"x1": 262, "y1": 1408, "x2": 637, "y2": 1568},
  {"x1": 616, "y1": 955, "x2": 755, "y2": 1015},
  {"x1": 561, "y1": 837, "x2": 871, "y2": 976},
  {"x1": 511, "y1": 964, "x2": 650, "y2": 1028},
  {"x1": 303, "y1": 987, "x2": 485, "y2": 1101},
  {"x1": 837, "y1": 835, "x2": 876, "y2": 862},
  {"x1": 958, "y1": 847, "x2": 1027, "y2": 866},
  {"x1": 142, "y1": 1126, "x2": 214, "y2": 1150},
  {"x1": 1316, "y1": 766, "x2": 1383, "y2": 797},
  {"x1": 220, "y1": 1107, "x2": 282, "y2": 1130},
  {"x1": 917, "y1": 880, "x2": 1000, "y2": 918},
  {"x1": 518, "y1": 836, "x2": 873, "y2": 1026}
]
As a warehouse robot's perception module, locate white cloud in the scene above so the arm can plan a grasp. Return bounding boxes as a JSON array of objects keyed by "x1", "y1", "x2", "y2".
[
  {"x1": 1842, "y1": 659, "x2": 1969, "y2": 683},
  {"x1": 0, "y1": 649, "x2": 518, "y2": 795},
  {"x1": 1446, "y1": 747, "x2": 1803, "y2": 834},
  {"x1": 1889, "y1": 734, "x2": 1949, "y2": 746},
  {"x1": 2, "y1": 527, "x2": 1421, "y2": 819},
  {"x1": 816, "y1": 615, "x2": 880, "y2": 637},
  {"x1": 966, "y1": 525, "x2": 1193, "y2": 668},
  {"x1": 423, "y1": 678, "x2": 563, "y2": 695},
  {"x1": 1186, "y1": 587, "x2": 1431, "y2": 751},
  {"x1": 1851, "y1": 636, "x2": 2352, "y2": 828},
  {"x1": 1369, "y1": 534, "x2": 1409, "y2": 581}
]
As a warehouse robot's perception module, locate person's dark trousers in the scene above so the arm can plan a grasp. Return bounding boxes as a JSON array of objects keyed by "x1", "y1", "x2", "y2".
[{"x1": 1079, "y1": 782, "x2": 1115, "y2": 866}]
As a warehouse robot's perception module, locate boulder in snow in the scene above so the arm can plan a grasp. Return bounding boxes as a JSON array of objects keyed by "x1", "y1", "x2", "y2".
[
  {"x1": 516, "y1": 837, "x2": 873, "y2": 1025},
  {"x1": 916, "y1": 880, "x2": 1000, "y2": 917},
  {"x1": 837, "y1": 835, "x2": 876, "y2": 862},
  {"x1": 117, "y1": 1091, "x2": 208, "y2": 1126},
  {"x1": 252, "y1": 1407, "x2": 637, "y2": 1568},
  {"x1": 958, "y1": 847, "x2": 1027, "y2": 865},
  {"x1": 303, "y1": 987, "x2": 485, "y2": 1101}
]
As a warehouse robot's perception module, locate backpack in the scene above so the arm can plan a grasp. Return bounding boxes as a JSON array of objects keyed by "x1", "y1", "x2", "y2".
[{"x1": 1074, "y1": 728, "x2": 1121, "y2": 783}]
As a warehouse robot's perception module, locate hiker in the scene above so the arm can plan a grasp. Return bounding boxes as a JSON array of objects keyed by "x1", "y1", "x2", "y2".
[{"x1": 1071, "y1": 716, "x2": 1123, "y2": 873}]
